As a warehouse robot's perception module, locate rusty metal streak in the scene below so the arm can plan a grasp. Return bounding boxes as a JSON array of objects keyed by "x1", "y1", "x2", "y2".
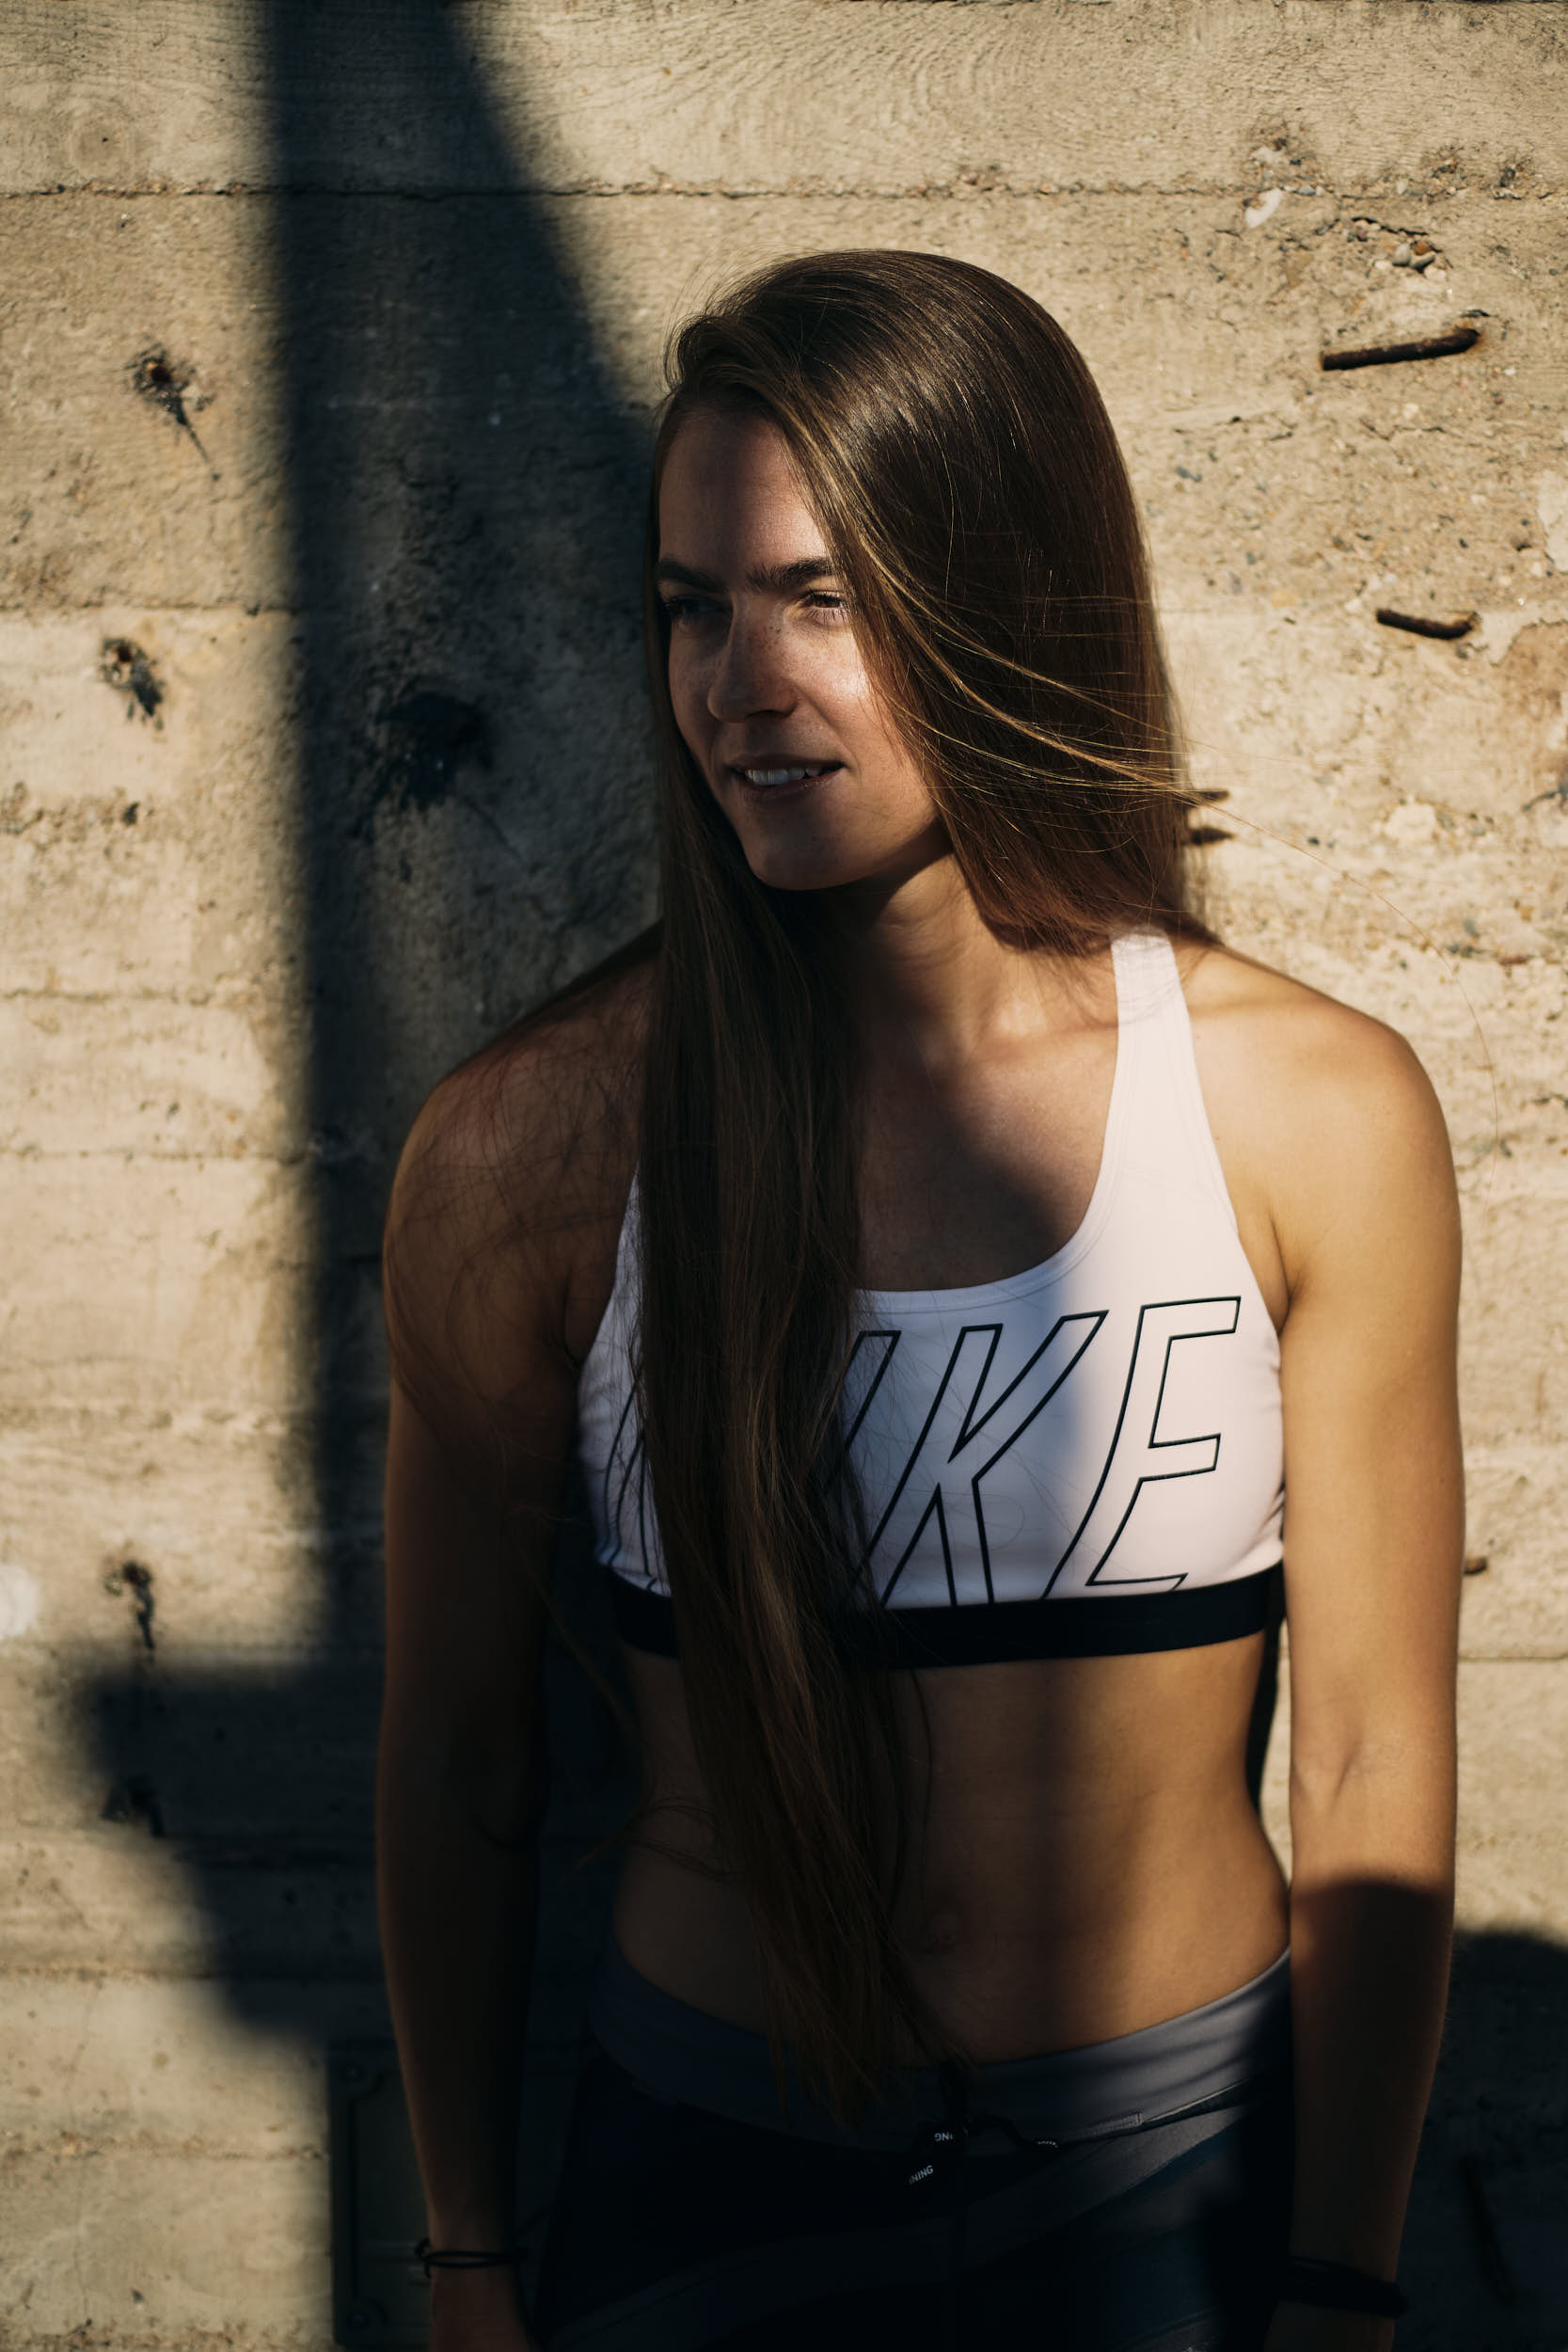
[
  {"x1": 1374, "y1": 609, "x2": 1476, "y2": 641},
  {"x1": 1321, "y1": 326, "x2": 1481, "y2": 371}
]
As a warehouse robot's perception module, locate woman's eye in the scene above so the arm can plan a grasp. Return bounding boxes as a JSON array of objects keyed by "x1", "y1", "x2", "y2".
[{"x1": 659, "y1": 589, "x2": 848, "y2": 626}]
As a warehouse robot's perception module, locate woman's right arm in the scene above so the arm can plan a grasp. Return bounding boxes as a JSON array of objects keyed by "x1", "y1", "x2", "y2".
[{"x1": 377, "y1": 1057, "x2": 588, "y2": 2351}]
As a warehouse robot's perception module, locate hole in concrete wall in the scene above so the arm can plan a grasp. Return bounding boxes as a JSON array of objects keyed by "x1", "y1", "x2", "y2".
[
  {"x1": 130, "y1": 344, "x2": 190, "y2": 422},
  {"x1": 99, "y1": 637, "x2": 164, "y2": 725},
  {"x1": 103, "y1": 1559, "x2": 157, "y2": 1651},
  {"x1": 371, "y1": 686, "x2": 492, "y2": 819},
  {"x1": 128, "y1": 343, "x2": 213, "y2": 467},
  {"x1": 101, "y1": 1772, "x2": 166, "y2": 1837}
]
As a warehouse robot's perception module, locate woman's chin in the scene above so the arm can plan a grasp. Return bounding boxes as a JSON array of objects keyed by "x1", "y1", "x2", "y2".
[
  {"x1": 741, "y1": 844, "x2": 890, "y2": 897},
  {"x1": 747, "y1": 856, "x2": 850, "y2": 898},
  {"x1": 736, "y1": 823, "x2": 954, "y2": 902}
]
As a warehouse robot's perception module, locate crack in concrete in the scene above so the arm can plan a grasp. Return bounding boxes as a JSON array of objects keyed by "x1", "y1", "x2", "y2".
[{"x1": 62, "y1": 1977, "x2": 103, "y2": 2330}]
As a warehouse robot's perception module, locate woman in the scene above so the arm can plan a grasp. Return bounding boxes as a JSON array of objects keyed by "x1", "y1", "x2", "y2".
[{"x1": 377, "y1": 252, "x2": 1462, "y2": 2352}]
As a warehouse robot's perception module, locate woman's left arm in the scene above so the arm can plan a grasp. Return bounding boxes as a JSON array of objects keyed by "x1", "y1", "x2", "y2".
[{"x1": 1264, "y1": 1018, "x2": 1465, "y2": 2352}]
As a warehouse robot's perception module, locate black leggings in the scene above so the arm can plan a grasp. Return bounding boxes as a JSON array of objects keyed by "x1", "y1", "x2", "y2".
[{"x1": 533, "y1": 1950, "x2": 1294, "y2": 2351}]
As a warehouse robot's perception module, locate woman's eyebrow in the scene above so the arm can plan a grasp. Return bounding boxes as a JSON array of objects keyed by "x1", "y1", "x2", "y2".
[{"x1": 655, "y1": 556, "x2": 841, "y2": 594}]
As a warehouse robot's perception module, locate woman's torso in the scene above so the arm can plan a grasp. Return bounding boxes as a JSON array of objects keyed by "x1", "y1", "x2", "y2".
[{"x1": 568, "y1": 930, "x2": 1293, "y2": 2061}]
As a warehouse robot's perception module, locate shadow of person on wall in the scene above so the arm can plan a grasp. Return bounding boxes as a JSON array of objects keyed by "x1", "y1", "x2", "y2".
[
  {"x1": 1402, "y1": 1929, "x2": 1568, "y2": 2350},
  {"x1": 84, "y1": 0, "x2": 647, "y2": 2321}
]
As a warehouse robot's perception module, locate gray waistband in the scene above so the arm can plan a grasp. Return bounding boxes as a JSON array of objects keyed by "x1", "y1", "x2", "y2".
[{"x1": 587, "y1": 1939, "x2": 1291, "y2": 2151}]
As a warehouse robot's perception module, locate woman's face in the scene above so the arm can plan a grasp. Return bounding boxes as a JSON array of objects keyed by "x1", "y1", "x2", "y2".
[{"x1": 657, "y1": 407, "x2": 945, "y2": 898}]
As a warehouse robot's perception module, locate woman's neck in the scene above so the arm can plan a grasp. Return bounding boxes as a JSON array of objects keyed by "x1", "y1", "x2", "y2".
[{"x1": 821, "y1": 850, "x2": 1091, "y2": 1081}]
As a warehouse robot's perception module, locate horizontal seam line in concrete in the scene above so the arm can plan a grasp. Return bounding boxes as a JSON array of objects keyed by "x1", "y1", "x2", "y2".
[
  {"x1": 0, "y1": 1966, "x2": 370, "y2": 1987},
  {"x1": 0, "y1": 601, "x2": 299, "y2": 615},
  {"x1": 0, "y1": 1964, "x2": 388, "y2": 1984},
  {"x1": 0, "y1": 2133, "x2": 326, "y2": 2156},
  {"x1": 0, "y1": 1149, "x2": 349, "y2": 1166},
  {"x1": 1461, "y1": 1651, "x2": 1568, "y2": 1663},
  {"x1": 4, "y1": 182, "x2": 1565, "y2": 202},
  {"x1": 9, "y1": 594, "x2": 1563, "y2": 624},
  {"x1": 0, "y1": 990, "x2": 287, "y2": 1003}
]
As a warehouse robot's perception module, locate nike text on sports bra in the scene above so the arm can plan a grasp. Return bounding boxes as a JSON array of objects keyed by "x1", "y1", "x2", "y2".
[{"x1": 576, "y1": 930, "x2": 1285, "y2": 1668}]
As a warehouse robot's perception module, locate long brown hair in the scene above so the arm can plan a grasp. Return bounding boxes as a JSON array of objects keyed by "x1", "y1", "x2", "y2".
[{"x1": 636, "y1": 251, "x2": 1205, "y2": 2115}]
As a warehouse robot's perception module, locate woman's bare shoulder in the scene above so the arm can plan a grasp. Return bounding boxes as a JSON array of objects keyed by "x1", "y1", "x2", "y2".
[
  {"x1": 385, "y1": 946, "x2": 652, "y2": 1394},
  {"x1": 1177, "y1": 937, "x2": 1455, "y2": 1280},
  {"x1": 436, "y1": 950, "x2": 646, "y2": 1169},
  {"x1": 1180, "y1": 937, "x2": 1438, "y2": 1097}
]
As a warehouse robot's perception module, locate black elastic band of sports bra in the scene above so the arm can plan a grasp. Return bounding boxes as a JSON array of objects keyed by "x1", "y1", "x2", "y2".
[
  {"x1": 609, "y1": 1561, "x2": 1283, "y2": 1667},
  {"x1": 609, "y1": 1577, "x2": 682, "y2": 1657}
]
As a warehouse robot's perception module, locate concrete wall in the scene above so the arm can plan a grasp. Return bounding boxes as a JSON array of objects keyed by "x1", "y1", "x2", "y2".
[{"x1": 2, "y1": 4, "x2": 1565, "y2": 2344}]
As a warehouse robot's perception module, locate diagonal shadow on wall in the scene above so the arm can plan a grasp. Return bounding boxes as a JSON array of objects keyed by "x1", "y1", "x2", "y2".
[{"x1": 84, "y1": 0, "x2": 647, "y2": 2249}]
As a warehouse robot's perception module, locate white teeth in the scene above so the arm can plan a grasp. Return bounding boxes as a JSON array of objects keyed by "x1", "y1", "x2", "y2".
[{"x1": 739, "y1": 763, "x2": 832, "y2": 788}]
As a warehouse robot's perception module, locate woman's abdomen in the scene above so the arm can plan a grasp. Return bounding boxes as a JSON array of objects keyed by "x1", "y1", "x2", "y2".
[{"x1": 611, "y1": 1636, "x2": 1289, "y2": 2060}]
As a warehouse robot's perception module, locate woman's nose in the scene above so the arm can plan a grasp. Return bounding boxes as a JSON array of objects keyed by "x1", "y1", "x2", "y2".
[{"x1": 706, "y1": 613, "x2": 794, "y2": 722}]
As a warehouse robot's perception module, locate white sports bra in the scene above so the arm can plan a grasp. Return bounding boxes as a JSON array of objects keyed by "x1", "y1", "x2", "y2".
[{"x1": 576, "y1": 930, "x2": 1285, "y2": 1666}]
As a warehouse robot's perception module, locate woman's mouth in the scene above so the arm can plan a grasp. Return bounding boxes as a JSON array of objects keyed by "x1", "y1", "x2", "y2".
[{"x1": 730, "y1": 760, "x2": 842, "y2": 801}]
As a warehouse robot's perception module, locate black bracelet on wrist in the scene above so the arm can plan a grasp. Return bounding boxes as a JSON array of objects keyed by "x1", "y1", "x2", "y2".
[
  {"x1": 415, "y1": 2237, "x2": 517, "y2": 2280},
  {"x1": 1279, "y1": 2255, "x2": 1409, "y2": 2320}
]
